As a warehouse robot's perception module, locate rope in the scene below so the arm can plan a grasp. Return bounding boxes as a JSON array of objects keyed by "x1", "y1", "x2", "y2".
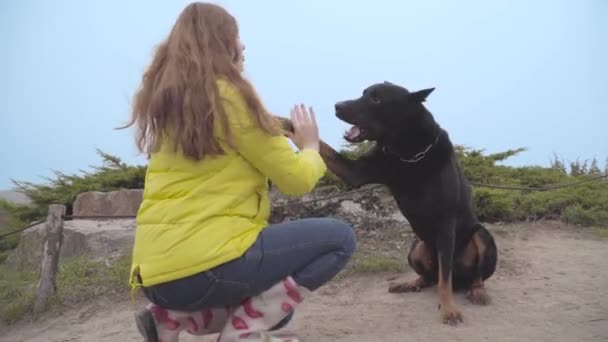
[
  {"x1": 0, "y1": 220, "x2": 46, "y2": 239},
  {"x1": 277, "y1": 174, "x2": 608, "y2": 207},
  {"x1": 1, "y1": 174, "x2": 606, "y2": 239},
  {"x1": 469, "y1": 174, "x2": 608, "y2": 191}
]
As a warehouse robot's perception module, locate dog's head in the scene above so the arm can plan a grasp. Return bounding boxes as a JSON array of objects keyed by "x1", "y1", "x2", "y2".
[{"x1": 335, "y1": 81, "x2": 435, "y2": 143}]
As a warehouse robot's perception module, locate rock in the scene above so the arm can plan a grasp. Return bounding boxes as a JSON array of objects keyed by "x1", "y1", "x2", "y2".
[
  {"x1": 5, "y1": 219, "x2": 136, "y2": 269},
  {"x1": 338, "y1": 200, "x2": 365, "y2": 217},
  {"x1": 6, "y1": 189, "x2": 142, "y2": 268},
  {"x1": 73, "y1": 189, "x2": 143, "y2": 217},
  {"x1": 389, "y1": 211, "x2": 408, "y2": 223}
]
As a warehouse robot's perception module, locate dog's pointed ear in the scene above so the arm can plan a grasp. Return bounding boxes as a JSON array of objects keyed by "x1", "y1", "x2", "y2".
[
  {"x1": 383, "y1": 80, "x2": 394, "y2": 85},
  {"x1": 409, "y1": 88, "x2": 435, "y2": 103}
]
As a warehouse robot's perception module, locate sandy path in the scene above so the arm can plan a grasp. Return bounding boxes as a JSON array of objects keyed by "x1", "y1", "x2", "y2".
[{"x1": 2, "y1": 223, "x2": 607, "y2": 342}]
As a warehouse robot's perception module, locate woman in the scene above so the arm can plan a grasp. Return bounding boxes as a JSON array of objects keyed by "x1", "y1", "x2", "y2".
[{"x1": 123, "y1": 2, "x2": 356, "y2": 341}]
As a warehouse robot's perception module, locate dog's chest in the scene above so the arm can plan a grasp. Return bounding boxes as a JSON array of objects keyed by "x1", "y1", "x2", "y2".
[
  {"x1": 388, "y1": 183, "x2": 453, "y2": 237},
  {"x1": 390, "y1": 186, "x2": 437, "y2": 220}
]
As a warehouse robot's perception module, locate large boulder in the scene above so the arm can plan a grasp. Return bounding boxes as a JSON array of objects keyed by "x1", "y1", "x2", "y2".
[
  {"x1": 73, "y1": 189, "x2": 143, "y2": 217},
  {"x1": 5, "y1": 218, "x2": 136, "y2": 269},
  {"x1": 6, "y1": 189, "x2": 143, "y2": 268}
]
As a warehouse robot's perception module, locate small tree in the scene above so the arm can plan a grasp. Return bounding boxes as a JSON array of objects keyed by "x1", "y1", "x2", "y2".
[
  {"x1": 569, "y1": 159, "x2": 588, "y2": 177},
  {"x1": 550, "y1": 153, "x2": 567, "y2": 174},
  {"x1": 589, "y1": 157, "x2": 602, "y2": 176},
  {"x1": 9, "y1": 150, "x2": 146, "y2": 219}
]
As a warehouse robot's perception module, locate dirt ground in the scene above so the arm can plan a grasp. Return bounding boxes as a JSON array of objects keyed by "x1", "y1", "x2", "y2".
[{"x1": 2, "y1": 221, "x2": 607, "y2": 342}]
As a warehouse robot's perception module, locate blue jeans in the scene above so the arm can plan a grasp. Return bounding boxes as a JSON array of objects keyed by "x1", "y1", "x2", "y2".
[{"x1": 142, "y1": 218, "x2": 356, "y2": 311}]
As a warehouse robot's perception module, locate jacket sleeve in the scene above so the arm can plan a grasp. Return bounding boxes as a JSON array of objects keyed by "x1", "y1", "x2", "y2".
[{"x1": 218, "y1": 81, "x2": 327, "y2": 195}]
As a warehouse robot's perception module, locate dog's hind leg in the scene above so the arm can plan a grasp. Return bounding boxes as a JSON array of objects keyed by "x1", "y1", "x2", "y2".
[
  {"x1": 388, "y1": 239, "x2": 436, "y2": 293},
  {"x1": 465, "y1": 225, "x2": 498, "y2": 305},
  {"x1": 436, "y1": 221, "x2": 463, "y2": 325}
]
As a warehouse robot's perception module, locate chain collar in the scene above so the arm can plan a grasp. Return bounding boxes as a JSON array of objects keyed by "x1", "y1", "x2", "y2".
[{"x1": 381, "y1": 133, "x2": 441, "y2": 163}]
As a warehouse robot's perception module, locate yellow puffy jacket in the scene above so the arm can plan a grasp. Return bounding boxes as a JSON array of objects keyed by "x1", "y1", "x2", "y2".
[{"x1": 129, "y1": 79, "x2": 327, "y2": 291}]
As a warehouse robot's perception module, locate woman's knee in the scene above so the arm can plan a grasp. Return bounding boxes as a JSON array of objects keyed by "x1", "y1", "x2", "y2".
[
  {"x1": 287, "y1": 218, "x2": 356, "y2": 290},
  {"x1": 320, "y1": 218, "x2": 357, "y2": 256}
]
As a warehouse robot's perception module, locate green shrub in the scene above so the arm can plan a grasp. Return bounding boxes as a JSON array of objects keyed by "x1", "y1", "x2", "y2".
[
  {"x1": 562, "y1": 204, "x2": 608, "y2": 228},
  {"x1": 472, "y1": 189, "x2": 514, "y2": 222},
  {"x1": 11, "y1": 150, "x2": 146, "y2": 217},
  {"x1": 337, "y1": 142, "x2": 608, "y2": 224}
]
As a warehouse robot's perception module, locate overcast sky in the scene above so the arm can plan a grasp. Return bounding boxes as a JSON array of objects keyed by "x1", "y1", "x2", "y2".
[{"x1": 1, "y1": 0, "x2": 606, "y2": 188}]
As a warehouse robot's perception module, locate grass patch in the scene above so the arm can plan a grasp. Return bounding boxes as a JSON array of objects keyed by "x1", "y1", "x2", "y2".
[
  {"x1": 562, "y1": 204, "x2": 608, "y2": 228},
  {"x1": 347, "y1": 253, "x2": 404, "y2": 274},
  {"x1": 591, "y1": 227, "x2": 608, "y2": 238},
  {"x1": 56, "y1": 254, "x2": 131, "y2": 304},
  {"x1": 0, "y1": 267, "x2": 37, "y2": 324},
  {"x1": 0, "y1": 253, "x2": 131, "y2": 325}
]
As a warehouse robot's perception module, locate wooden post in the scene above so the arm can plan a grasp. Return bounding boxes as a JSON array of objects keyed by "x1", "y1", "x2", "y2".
[{"x1": 35, "y1": 204, "x2": 66, "y2": 312}]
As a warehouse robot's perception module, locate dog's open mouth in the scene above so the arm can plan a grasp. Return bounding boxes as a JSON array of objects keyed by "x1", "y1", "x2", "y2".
[{"x1": 344, "y1": 125, "x2": 367, "y2": 143}]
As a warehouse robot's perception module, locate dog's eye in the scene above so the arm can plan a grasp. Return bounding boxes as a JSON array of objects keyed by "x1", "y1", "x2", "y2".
[{"x1": 370, "y1": 94, "x2": 381, "y2": 104}]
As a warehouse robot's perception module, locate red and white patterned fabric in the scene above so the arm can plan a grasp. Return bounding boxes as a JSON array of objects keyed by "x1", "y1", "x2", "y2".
[
  {"x1": 144, "y1": 276, "x2": 307, "y2": 342},
  {"x1": 146, "y1": 304, "x2": 230, "y2": 341},
  {"x1": 217, "y1": 276, "x2": 307, "y2": 342}
]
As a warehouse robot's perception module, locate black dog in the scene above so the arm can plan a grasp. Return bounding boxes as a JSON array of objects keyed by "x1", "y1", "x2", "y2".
[{"x1": 315, "y1": 81, "x2": 498, "y2": 325}]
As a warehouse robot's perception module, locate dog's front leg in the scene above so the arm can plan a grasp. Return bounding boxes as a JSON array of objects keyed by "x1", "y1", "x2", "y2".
[
  {"x1": 436, "y1": 221, "x2": 463, "y2": 325},
  {"x1": 319, "y1": 141, "x2": 376, "y2": 188},
  {"x1": 276, "y1": 117, "x2": 376, "y2": 187}
]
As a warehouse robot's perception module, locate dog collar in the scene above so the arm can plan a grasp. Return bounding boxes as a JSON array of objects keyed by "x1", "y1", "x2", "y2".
[{"x1": 381, "y1": 133, "x2": 440, "y2": 163}]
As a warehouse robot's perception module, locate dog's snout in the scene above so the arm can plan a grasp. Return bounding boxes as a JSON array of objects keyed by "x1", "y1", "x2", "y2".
[{"x1": 335, "y1": 102, "x2": 346, "y2": 112}]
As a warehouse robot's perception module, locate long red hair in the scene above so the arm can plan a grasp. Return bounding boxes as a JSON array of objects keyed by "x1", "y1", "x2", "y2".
[{"x1": 121, "y1": 2, "x2": 281, "y2": 159}]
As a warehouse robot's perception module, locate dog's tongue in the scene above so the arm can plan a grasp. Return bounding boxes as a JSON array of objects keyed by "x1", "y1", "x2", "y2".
[{"x1": 346, "y1": 126, "x2": 361, "y2": 140}]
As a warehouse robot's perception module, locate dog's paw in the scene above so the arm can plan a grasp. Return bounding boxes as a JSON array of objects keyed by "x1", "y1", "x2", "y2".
[
  {"x1": 275, "y1": 116, "x2": 294, "y2": 133},
  {"x1": 388, "y1": 278, "x2": 425, "y2": 293},
  {"x1": 439, "y1": 304, "x2": 463, "y2": 326},
  {"x1": 467, "y1": 287, "x2": 491, "y2": 306},
  {"x1": 385, "y1": 274, "x2": 399, "y2": 281}
]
